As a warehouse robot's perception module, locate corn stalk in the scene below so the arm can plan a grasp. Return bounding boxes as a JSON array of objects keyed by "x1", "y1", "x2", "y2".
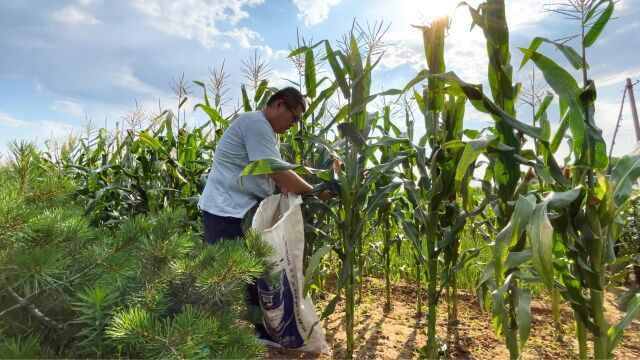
[{"x1": 520, "y1": 1, "x2": 640, "y2": 358}]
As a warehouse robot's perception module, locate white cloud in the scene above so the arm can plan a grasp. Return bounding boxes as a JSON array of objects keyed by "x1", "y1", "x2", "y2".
[
  {"x1": 76, "y1": 0, "x2": 100, "y2": 5},
  {"x1": 613, "y1": 20, "x2": 640, "y2": 35},
  {"x1": 273, "y1": 49, "x2": 291, "y2": 59},
  {"x1": 253, "y1": 45, "x2": 288, "y2": 62},
  {"x1": 111, "y1": 66, "x2": 160, "y2": 95},
  {"x1": 377, "y1": 40, "x2": 423, "y2": 72},
  {"x1": 293, "y1": 0, "x2": 342, "y2": 26},
  {"x1": 224, "y1": 28, "x2": 262, "y2": 48},
  {"x1": 590, "y1": 97, "x2": 640, "y2": 156},
  {"x1": 618, "y1": 0, "x2": 633, "y2": 11},
  {"x1": 51, "y1": 100, "x2": 85, "y2": 117},
  {"x1": 0, "y1": 113, "x2": 30, "y2": 128},
  {"x1": 131, "y1": 0, "x2": 264, "y2": 48},
  {"x1": 593, "y1": 67, "x2": 640, "y2": 88},
  {"x1": 52, "y1": 6, "x2": 99, "y2": 25},
  {"x1": 0, "y1": 113, "x2": 76, "y2": 157},
  {"x1": 505, "y1": 0, "x2": 548, "y2": 31},
  {"x1": 39, "y1": 120, "x2": 76, "y2": 138},
  {"x1": 595, "y1": 99, "x2": 623, "y2": 133},
  {"x1": 268, "y1": 67, "x2": 301, "y2": 89}
]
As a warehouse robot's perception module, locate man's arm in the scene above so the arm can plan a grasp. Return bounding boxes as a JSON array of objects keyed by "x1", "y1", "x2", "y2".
[{"x1": 268, "y1": 170, "x2": 313, "y2": 194}]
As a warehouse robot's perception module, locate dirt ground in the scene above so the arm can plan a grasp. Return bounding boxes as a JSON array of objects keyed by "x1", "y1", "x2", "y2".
[{"x1": 265, "y1": 278, "x2": 640, "y2": 359}]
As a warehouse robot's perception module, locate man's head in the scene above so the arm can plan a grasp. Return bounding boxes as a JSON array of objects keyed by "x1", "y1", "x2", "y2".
[{"x1": 262, "y1": 87, "x2": 306, "y2": 134}]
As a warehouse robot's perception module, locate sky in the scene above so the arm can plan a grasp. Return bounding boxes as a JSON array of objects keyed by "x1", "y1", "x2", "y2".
[{"x1": 1, "y1": 0, "x2": 639, "y2": 160}]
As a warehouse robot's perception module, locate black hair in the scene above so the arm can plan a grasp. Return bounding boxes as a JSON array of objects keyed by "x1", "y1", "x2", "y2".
[{"x1": 266, "y1": 87, "x2": 306, "y2": 112}]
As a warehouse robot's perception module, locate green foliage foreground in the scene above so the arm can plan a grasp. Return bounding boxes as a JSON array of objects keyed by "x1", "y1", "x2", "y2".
[{"x1": 0, "y1": 142, "x2": 270, "y2": 359}]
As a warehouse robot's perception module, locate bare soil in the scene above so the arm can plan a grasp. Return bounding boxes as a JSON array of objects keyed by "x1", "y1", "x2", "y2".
[{"x1": 265, "y1": 278, "x2": 640, "y2": 359}]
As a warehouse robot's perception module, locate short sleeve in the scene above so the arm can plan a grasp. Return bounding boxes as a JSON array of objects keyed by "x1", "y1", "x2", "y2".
[{"x1": 243, "y1": 119, "x2": 281, "y2": 161}]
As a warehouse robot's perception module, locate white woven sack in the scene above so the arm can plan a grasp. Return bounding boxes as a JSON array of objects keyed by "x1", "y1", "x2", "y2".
[{"x1": 251, "y1": 194, "x2": 329, "y2": 355}]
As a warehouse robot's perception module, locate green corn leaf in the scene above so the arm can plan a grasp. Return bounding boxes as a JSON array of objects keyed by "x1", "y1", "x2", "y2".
[
  {"x1": 254, "y1": 80, "x2": 269, "y2": 102},
  {"x1": 493, "y1": 196, "x2": 535, "y2": 269},
  {"x1": 402, "y1": 180, "x2": 429, "y2": 226},
  {"x1": 550, "y1": 101, "x2": 570, "y2": 154},
  {"x1": 362, "y1": 152, "x2": 414, "y2": 190},
  {"x1": 194, "y1": 104, "x2": 229, "y2": 128},
  {"x1": 319, "y1": 294, "x2": 341, "y2": 321},
  {"x1": 455, "y1": 247, "x2": 483, "y2": 271},
  {"x1": 546, "y1": 186, "x2": 582, "y2": 209},
  {"x1": 514, "y1": 287, "x2": 532, "y2": 351},
  {"x1": 305, "y1": 82, "x2": 337, "y2": 116},
  {"x1": 519, "y1": 48, "x2": 586, "y2": 162},
  {"x1": 369, "y1": 135, "x2": 412, "y2": 149},
  {"x1": 392, "y1": 209, "x2": 423, "y2": 261},
  {"x1": 318, "y1": 103, "x2": 349, "y2": 138},
  {"x1": 519, "y1": 37, "x2": 543, "y2": 70},
  {"x1": 239, "y1": 157, "x2": 310, "y2": 177},
  {"x1": 520, "y1": 37, "x2": 586, "y2": 70},
  {"x1": 526, "y1": 201, "x2": 554, "y2": 292},
  {"x1": 324, "y1": 42, "x2": 350, "y2": 99},
  {"x1": 413, "y1": 89, "x2": 426, "y2": 115},
  {"x1": 505, "y1": 249, "x2": 532, "y2": 270},
  {"x1": 303, "y1": 245, "x2": 332, "y2": 297},
  {"x1": 491, "y1": 275, "x2": 512, "y2": 337},
  {"x1": 178, "y1": 96, "x2": 188, "y2": 109},
  {"x1": 400, "y1": 70, "x2": 428, "y2": 95},
  {"x1": 432, "y1": 72, "x2": 543, "y2": 140},
  {"x1": 288, "y1": 46, "x2": 309, "y2": 58},
  {"x1": 304, "y1": 48, "x2": 317, "y2": 99},
  {"x1": 192, "y1": 80, "x2": 210, "y2": 107},
  {"x1": 356, "y1": 182, "x2": 402, "y2": 238},
  {"x1": 138, "y1": 131, "x2": 163, "y2": 153},
  {"x1": 477, "y1": 262, "x2": 495, "y2": 290},
  {"x1": 241, "y1": 85, "x2": 251, "y2": 112},
  {"x1": 535, "y1": 92, "x2": 554, "y2": 140},
  {"x1": 295, "y1": 133, "x2": 341, "y2": 161},
  {"x1": 258, "y1": 87, "x2": 277, "y2": 109},
  {"x1": 584, "y1": 0, "x2": 614, "y2": 47},
  {"x1": 607, "y1": 294, "x2": 640, "y2": 356},
  {"x1": 514, "y1": 195, "x2": 537, "y2": 241},
  {"x1": 455, "y1": 134, "x2": 496, "y2": 193},
  {"x1": 610, "y1": 154, "x2": 640, "y2": 209},
  {"x1": 337, "y1": 123, "x2": 366, "y2": 148},
  {"x1": 288, "y1": 40, "x2": 324, "y2": 58}
]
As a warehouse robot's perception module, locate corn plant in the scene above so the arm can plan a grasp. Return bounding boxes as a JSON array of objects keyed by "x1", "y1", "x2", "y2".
[
  {"x1": 518, "y1": 1, "x2": 640, "y2": 358},
  {"x1": 519, "y1": 70, "x2": 568, "y2": 338},
  {"x1": 412, "y1": 16, "x2": 470, "y2": 357},
  {"x1": 242, "y1": 22, "x2": 415, "y2": 357},
  {"x1": 435, "y1": 1, "x2": 551, "y2": 357},
  {"x1": 391, "y1": 98, "x2": 427, "y2": 317}
]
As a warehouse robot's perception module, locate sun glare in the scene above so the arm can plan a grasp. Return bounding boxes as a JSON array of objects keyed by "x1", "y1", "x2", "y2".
[{"x1": 413, "y1": 0, "x2": 455, "y2": 22}]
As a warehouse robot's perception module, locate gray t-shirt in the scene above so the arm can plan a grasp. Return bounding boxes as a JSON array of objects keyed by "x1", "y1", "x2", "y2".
[{"x1": 198, "y1": 111, "x2": 280, "y2": 218}]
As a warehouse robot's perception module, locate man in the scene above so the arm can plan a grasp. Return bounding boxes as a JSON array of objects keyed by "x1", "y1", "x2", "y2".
[
  {"x1": 198, "y1": 86, "x2": 315, "y2": 245},
  {"x1": 198, "y1": 87, "x2": 318, "y2": 345}
]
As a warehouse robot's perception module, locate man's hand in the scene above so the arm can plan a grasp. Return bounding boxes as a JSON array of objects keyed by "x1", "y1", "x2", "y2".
[
  {"x1": 318, "y1": 190, "x2": 333, "y2": 202},
  {"x1": 269, "y1": 170, "x2": 313, "y2": 195}
]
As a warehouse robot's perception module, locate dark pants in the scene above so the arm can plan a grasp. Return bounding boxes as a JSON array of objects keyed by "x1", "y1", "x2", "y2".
[
  {"x1": 202, "y1": 211, "x2": 262, "y2": 330},
  {"x1": 202, "y1": 211, "x2": 244, "y2": 245}
]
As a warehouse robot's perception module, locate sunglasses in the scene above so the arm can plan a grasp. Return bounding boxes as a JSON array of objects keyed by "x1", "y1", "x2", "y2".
[{"x1": 283, "y1": 103, "x2": 302, "y2": 123}]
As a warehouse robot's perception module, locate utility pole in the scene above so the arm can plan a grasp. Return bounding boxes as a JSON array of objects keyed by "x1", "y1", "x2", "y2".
[
  {"x1": 608, "y1": 86, "x2": 627, "y2": 162},
  {"x1": 626, "y1": 78, "x2": 640, "y2": 142}
]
